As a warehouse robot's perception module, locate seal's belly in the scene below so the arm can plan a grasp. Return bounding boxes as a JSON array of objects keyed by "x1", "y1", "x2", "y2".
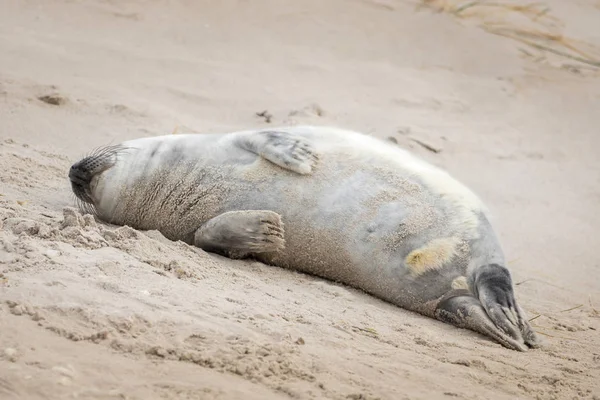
[
  {"x1": 212, "y1": 154, "x2": 464, "y2": 305},
  {"x1": 103, "y1": 132, "x2": 473, "y2": 307}
]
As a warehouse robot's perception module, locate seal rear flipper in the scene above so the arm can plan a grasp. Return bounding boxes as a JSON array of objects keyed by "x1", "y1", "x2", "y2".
[
  {"x1": 434, "y1": 290, "x2": 530, "y2": 351},
  {"x1": 235, "y1": 130, "x2": 319, "y2": 175},
  {"x1": 473, "y1": 263, "x2": 540, "y2": 349},
  {"x1": 193, "y1": 210, "x2": 285, "y2": 259}
]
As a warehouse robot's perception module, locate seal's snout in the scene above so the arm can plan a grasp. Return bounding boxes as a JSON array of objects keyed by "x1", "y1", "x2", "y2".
[
  {"x1": 69, "y1": 146, "x2": 122, "y2": 205},
  {"x1": 69, "y1": 157, "x2": 97, "y2": 204},
  {"x1": 69, "y1": 161, "x2": 92, "y2": 187}
]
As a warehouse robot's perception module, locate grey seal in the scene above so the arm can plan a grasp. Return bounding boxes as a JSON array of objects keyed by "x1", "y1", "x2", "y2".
[{"x1": 68, "y1": 125, "x2": 539, "y2": 351}]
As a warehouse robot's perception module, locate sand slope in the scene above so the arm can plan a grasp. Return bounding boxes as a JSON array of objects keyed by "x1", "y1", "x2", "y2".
[{"x1": 1, "y1": 0, "x2": 599, "y2": 399}]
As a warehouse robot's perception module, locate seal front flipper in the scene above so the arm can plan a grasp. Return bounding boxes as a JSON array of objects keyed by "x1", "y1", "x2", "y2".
[
  {"x1": 234, "y1": 130, "x2": 319, "y2": 174},
  {"x1": 193, "y1": 210, "x2": 285, "y2": 259}
]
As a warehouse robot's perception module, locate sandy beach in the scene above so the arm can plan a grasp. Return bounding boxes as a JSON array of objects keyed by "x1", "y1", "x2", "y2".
[{"x1": 1, "y1": 0, "x2": 599, "y2": 399}]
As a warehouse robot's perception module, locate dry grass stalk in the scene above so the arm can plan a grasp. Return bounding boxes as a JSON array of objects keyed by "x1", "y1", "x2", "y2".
[
  {"x1": 534, "y1": 330, "x2": 575, "y2": 340},
  {"x1": 417, "y1": 0, "x2": 600, "y2": 69},
  {"x1": 559, "y1": 304, "x2": 583, "y2": 313},
  {"x1": 589, "y1": 296, "x2": 599, "y2": 317}
]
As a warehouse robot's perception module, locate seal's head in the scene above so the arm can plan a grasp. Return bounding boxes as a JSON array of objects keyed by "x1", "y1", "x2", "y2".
[{"x1": 68, "y1": 145, "x2": 125, "y2": 214}]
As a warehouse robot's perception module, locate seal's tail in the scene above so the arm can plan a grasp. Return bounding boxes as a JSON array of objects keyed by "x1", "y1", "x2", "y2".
[{"x1": 434, "y1": 264, "x2": 540, "y2": 351}]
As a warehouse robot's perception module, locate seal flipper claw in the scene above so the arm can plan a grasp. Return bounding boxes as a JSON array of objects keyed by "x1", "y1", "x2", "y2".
[
  {"x1": 193, "y1": 210, "x2": 285, "y2": 259},
  {"x1": 516, "y1": 303, "x2": 542, "y2": 348},
  {"x1": 435, "y1": 290, "x2": 529, "y2": 351},
  {"x1": 235, "y1": 130, "x2": 318, "y2": 174}
]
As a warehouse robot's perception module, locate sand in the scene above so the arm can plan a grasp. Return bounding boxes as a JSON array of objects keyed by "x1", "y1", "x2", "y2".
[{"x1": 1, "y1": 0, "x2": 599, "y2": 399}]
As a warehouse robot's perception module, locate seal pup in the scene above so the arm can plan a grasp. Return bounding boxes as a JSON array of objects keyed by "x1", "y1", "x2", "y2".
[{"x1": 69, "y1": 125, "x2": 539, "y2": 351}]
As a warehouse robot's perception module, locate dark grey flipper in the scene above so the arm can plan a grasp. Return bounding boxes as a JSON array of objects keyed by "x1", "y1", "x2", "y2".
[
  {"x1": 235, "y1": 130, "x2": 319, "y2": 174},
  {"x1": 473, "y1": 264, "x2": 540, "y2": 348},
  {"x1": 435, "y1": 264, "x2": 540, "y2": 351},
  {"x1": 193, "y1": 210, "x2": 285, "y2": 259}
]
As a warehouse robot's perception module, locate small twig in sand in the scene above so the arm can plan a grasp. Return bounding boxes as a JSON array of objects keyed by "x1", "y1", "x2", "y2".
[
  {"x1": 256, "y1": 110, "x2": 273, "y2": 123},
  {"x1": 531, "y1": 325, "x2": 578, "y2": 340},
  {"x1": 514, "y1": 278, "x2": 565, "y2": 290},
  {"x1": 453, "y1": 1, "x2": 552, "y2": 19},
  {"x1": 527, "y1": 303, "x2": 587, "y2": 323},
  {"x1": 559, "y1": 304, "x2": 583, "y2": 313},
  {"x1": 352, "y1": 326, "x2": 379, "y2": 336},
  {"x1": 410, "y1": 137, "x2": 442, "y2": 153},
  {"x1": 452, "y1": 1, "x2": 481, "y2": 14},
  {"x1": 589, "y1": 296, "x2": 599, "y2": 317},
  {"x1": 515, "y1": 278, "x2": 532, "y2": 286},
  {"x1": 534, "y1": 331, "x2": 563, "y2": 339}
]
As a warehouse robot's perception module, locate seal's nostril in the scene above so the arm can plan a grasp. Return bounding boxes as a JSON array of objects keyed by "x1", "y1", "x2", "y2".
[{"x1": 68, "y1": 161, "x2": 92, "y2": 187}]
